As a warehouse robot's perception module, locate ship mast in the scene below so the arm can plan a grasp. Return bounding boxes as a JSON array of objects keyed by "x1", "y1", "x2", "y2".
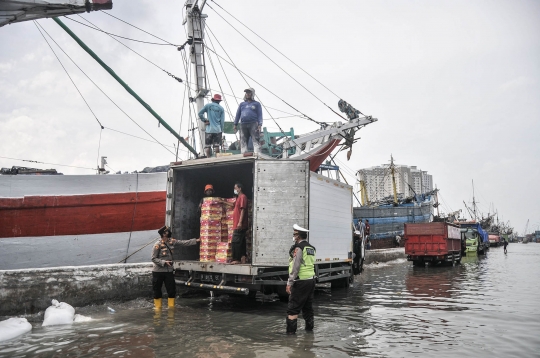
[
  {"x1": 472, "y1": 179, "x2": 478, "y2": 221},
  {"x1": 184, "y1": 0, "x2": 209, "y2": 156},
  {"x1": 390, "y1": 155, "x2": 398, "y2": 206}
]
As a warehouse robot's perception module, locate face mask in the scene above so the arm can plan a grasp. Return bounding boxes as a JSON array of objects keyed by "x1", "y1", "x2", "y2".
[
  {"x1": 234, "y1": 189, "x2": 238, "y2": 195},
  {"x1": 292, "y1": 236, "x2": 296, "y2": 243}
]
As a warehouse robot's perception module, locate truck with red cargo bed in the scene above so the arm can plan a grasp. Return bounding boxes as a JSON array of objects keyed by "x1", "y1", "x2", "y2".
[{"x1": 404, "y1": 222, "x2": 462, "y2": 266}]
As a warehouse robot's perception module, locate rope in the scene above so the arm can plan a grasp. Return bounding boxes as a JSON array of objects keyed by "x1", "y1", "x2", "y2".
[
  {"x1": 76, "y1": 15, "x2": 184, "y2": 83},
  {"x1": 118, "y1": 236, "x2": 159, "y2": 264},
  {"x1": 100, "y1": 10, "x2": 177, "y2": 46},
  {"x1": 35, "y1": 20, "x2": 176, "y2": 157},
  {"x1": 209, "y1": 0, "x2": 342, "y2": 100},
  {"x1": 0, "y1": 156, "x2": 95, "y2": 170},
  {"x1": 124, "y1": 172, "x2": 139, "y2": 263},
  {"x1": 64, "y1": 16, "x2": 178, "y2": 46},
  {"x1": 207, "y1": 3, "x2": 339, "y2": 122},
  {"x1": 96, "y1": 127, "x2": 103, "y2": 173},
  {"x1": 34, "y1": 21, "x2": 104, "y2": 129}
]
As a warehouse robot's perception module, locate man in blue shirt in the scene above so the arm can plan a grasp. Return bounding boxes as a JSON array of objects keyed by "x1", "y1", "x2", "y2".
[
  {"x1": 199, "y1": 93, "x2": 225, "y2": 157},
  {"x1": 234, "y1": 88, "x2": 263, "y2": 154}
]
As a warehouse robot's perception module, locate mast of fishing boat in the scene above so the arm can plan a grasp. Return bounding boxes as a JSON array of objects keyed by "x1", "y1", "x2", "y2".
[
  {"x1": 390, "y1": 155, "x2": 398, "y2": 206},
  {"x1": 357, "y1": 170, "x2": 369, "y2": 206},
  {"x1": 184, "y1": 0, "x2": 209, "y2": 156}
]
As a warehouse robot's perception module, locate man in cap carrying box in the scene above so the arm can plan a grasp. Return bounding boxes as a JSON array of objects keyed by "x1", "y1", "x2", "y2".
[
  {"x1": 234, "y1": 88, "x2": 262, "y2": 154},
  {"x1": 286, "y1": 224, "x2": 316, "y2": 335},
  {"x1": 198, "y1": 93, "x2": 225, "y2": 157}
]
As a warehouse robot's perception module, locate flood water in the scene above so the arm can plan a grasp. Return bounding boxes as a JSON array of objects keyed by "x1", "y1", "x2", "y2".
[{"x1": 1, "y1": 244, "x2": 539, "y2": 357}]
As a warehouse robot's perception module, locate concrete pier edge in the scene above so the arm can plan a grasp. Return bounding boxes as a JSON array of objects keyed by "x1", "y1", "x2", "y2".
[{"x1": 0, "y1": 249, "x2": 406, "y2": 316}]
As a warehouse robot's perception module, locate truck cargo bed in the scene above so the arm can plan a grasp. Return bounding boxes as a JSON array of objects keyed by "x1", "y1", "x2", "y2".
[{"x1": 404, "y1": 222, "x2": 461, "y2": 257}]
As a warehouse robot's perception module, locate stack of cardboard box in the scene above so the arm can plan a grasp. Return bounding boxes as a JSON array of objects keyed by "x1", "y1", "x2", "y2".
[{"x1": 199, "y1": 197, "x2": 222, "y2": 262}]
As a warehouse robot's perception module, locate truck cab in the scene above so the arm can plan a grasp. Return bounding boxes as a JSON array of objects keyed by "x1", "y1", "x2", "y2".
[{"x1": 460, "y1": 222, "x2": 489, "y2": 255}]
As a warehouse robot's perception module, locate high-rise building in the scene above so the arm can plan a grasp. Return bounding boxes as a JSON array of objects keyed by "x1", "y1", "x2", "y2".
[{"x1": 358, "y1": 163, "x2": 433, "y2": 203}]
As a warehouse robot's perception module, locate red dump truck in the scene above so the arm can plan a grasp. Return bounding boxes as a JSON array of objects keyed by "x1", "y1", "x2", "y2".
[{"x1": 404, "y1": 222, "x2": 462, "y2": 266}]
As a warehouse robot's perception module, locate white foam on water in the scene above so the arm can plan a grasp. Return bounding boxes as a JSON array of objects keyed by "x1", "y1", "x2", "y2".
[
  {"x1": 365, "y1": 258, "x2": 407, "y2": 269},
  {"x1": 42, "y1": 299, "x2": 75, "y2": 326},
  {"x1": 73, "y1": 314, "x2": 92, "y2": 323},
  {"x1": 0, "y1": 318, "x2": 32, "y2": 342}
]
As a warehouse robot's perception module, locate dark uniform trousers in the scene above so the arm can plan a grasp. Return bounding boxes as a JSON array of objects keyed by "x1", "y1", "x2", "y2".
[
  {"x1": 287, "y1": 278, "x2": 316, "y2": 320},
  {"x1": 231, "y1": 229, "x2": 247, "y2": 261},
  {"x1": 152, "y1": 272, "x2": 176, "y2": 299}
]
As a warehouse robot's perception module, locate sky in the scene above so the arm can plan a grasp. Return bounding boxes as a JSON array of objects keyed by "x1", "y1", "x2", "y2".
[{"x1": 0, "y1": 0, "x2": 539, "y2": 234}]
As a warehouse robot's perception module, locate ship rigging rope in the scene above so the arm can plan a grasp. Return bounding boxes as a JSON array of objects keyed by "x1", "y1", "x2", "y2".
[
  {"x1": 0, "y1": 156, "x2": 95, "y2": 171},
  {"x1": 124, "y1": 172, "x2": 139, "y2": 263},
  {"x1": 35, "y1": 21, "x2": 105, "y2": 173},
  {"x1": 209, "y1": 0, "x2": 342, "y2": 100},
  {"x1": 100, "y1": 10, "x2": 177, "y2": 46},
  {"x1": 34, "y1": 22, "x2": 103, "y2": 130},
  {"x1": 75, "y1": 15, "x2": 184, "y2": 84},
  {"x1": 207, "y1": 2, "x2": 355, "y2": 122},
  {"x1": 205, "y1": 22, "x2": 325, "y2": 127},
  {"x1": 204, "y1": 46, "x2": 327, "y2": 128},
  {"x1": 34, "y1": 21, "x2": 177, "y2": 157},
  {"x1": 204, "y1": 47, "x2": 238, "y2": 129},
  {"x1": 63, "y1": 16, "x2": 179, "y2": 46}
]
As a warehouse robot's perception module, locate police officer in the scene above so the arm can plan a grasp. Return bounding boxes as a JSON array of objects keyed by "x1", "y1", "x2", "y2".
[
  {"x1": 151, "y1": 226, "x2": 200, "y2": 309},
  {"x1": 286, "y1": 224, "x2": 316, "y2": 335}
]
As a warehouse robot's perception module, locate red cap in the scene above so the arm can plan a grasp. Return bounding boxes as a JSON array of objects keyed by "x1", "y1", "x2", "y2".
[
  {"x1": 204, "y1": 184, "x2": 213, "y2": 191},
  {"x1": 212, "y1": 94, "x2": 222, "y2": 101}
]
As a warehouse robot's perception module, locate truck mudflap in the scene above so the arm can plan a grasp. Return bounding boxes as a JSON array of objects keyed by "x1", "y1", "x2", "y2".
[{"x1": 175, "y1": 279, "x2": 249, "y2": 296}]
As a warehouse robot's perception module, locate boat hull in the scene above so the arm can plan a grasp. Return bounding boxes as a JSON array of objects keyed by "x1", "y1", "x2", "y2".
[{"x1": 0, "y1": 173, "x2": 167, "y2": 270}]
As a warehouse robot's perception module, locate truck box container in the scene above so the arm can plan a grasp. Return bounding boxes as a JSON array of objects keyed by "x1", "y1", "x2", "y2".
[
  {"x1": 164, "y1": 155, "x2": 358, "y2": 297},
  {"x1": 404, "y1": 222, "x2": 462, "y2": 266}
]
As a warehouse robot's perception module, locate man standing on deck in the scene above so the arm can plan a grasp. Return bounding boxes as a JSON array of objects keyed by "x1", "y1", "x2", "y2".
[
  {"x1": 234, "y1": 88, "x2": 263, "y2": 154},
  {"x1": 286, "y1": 224, "x2": 316, "y2": 335},
  {"x1": 198, "y1": 93, "x2": 225, "y2": 157},
  {"x1": 151, "y1": 226, "x2": 200, "y2": 309},
  {"x1": 222, "y1": 182, "x2": 248, "y2": 264}
]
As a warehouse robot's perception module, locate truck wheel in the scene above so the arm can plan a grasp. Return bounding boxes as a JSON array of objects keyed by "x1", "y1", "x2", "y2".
[
  {"x1": 278, "y1": 294, "x2": 289, "y2": 303},
  {"x1": 247, "y1": 290, "x2": 257, "y2": 299},
  {"x1": 331, "y1": 277, "x2": 349, "y2": 289}
]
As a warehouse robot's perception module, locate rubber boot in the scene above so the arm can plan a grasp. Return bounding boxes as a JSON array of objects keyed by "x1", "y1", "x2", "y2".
[
  {"x1": 168, "y1": 298, "x2": 175, "y2": 308},
  {"x1": 154, "y1": 298, "x2": 162, "y2": 310},
  {"x1": 286, "y1": 318, "x2": 297, "y2": 335},
  {"x1": 305, "y1": 316, "x2": 314, "y2": 331}
]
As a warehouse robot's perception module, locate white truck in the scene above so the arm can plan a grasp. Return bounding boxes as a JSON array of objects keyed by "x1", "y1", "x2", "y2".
[{"x1": 166, "y1": 155, "x2": 363, "y2": 299}]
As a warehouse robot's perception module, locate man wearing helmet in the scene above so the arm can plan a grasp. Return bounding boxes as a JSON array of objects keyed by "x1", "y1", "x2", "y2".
[{"x1": 198, "y1": 93, "x2": 225, "y2": 157}]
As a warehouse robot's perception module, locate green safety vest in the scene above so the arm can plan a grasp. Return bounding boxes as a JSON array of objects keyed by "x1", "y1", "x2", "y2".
[{"x1": 289, "y1": 241, "x2": 316, "y2": 280}]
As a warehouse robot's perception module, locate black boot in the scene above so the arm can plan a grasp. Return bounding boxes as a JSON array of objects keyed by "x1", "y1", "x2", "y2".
[
  {"x1": 286, "y1": 318, "x2": 297, "y2": 335},
  {"x1": 305, "y1": 316, "x2": 314, "y2": 331}
]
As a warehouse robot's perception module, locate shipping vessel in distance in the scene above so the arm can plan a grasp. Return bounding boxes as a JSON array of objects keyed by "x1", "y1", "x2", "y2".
[
  {"x1": 0, "y1": 0, "x2": 377, "y2": 270},
  {"x1": 353, "y1": 156, "x2": 436, "y2": 248}
]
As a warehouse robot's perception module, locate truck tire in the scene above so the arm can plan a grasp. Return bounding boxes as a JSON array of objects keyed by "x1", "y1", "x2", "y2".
[
  {"x1": 413, "y1": 260, "x2": 424, "y2": 267},
  {"x1": 331, "y1": 276, "x2": 349, "y2": 289}
]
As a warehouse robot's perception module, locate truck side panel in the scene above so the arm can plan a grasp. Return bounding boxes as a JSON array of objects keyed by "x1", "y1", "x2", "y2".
[
  {"x1": 253, "y1": 160, "x2": 309, "y2": 266},
  {"x1": 309, "y1": 172, "x2": 352, "y2": 261}
]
